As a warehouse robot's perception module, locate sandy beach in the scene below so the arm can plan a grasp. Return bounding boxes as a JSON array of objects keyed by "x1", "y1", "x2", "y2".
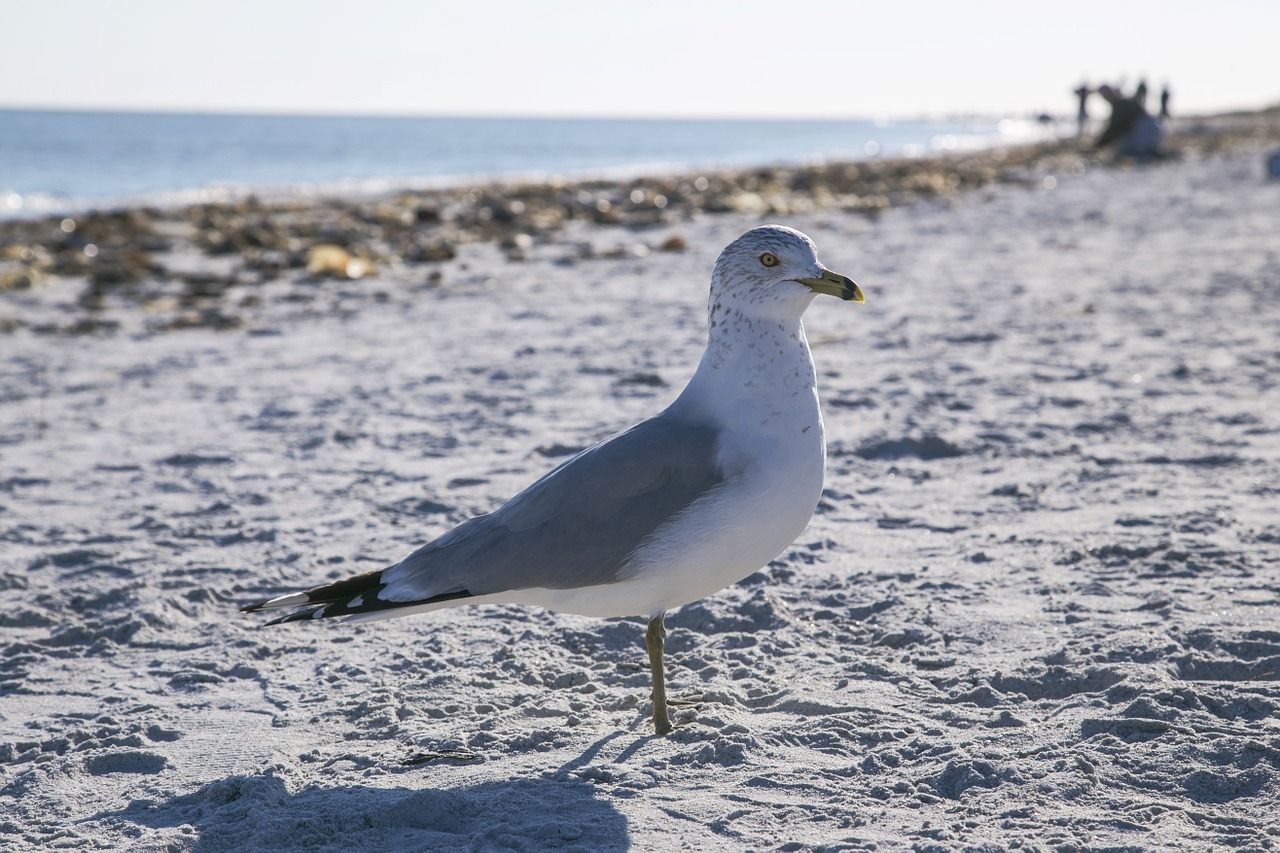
[{"x1": 3, "y1": 113, "x2": 1280, "y2": 851}]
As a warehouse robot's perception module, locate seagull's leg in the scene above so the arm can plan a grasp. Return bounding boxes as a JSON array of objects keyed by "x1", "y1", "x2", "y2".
[{"x1": 646, "y1": 612, "x2": 673, "y2": 735}]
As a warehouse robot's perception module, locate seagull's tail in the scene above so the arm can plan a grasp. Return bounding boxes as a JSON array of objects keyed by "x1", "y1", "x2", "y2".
[{"x1": 240, "y1": 569, "x2": 472, "y2": 625}]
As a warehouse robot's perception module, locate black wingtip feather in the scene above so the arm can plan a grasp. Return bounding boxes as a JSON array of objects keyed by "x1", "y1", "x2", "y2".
[
  {"x1": 263, "y1": 607, "x2": 330, "y2": 626},
  {"x1": 241, "y1": 567, "x2": 476, "y2": 624}
]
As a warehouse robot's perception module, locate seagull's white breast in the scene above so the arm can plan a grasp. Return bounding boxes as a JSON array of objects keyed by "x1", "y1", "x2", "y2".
[
  {"x1": 493, "y1": 314, "x2": 828, "y2": 620},
  {"x1": 621, "y1": 317, "x2": 828, "y2": 615}
]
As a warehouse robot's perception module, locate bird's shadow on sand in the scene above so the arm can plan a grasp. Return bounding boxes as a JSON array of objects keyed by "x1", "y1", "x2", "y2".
[{"x1": 87, "y1": 765, "x2": 630, "y2": 852}]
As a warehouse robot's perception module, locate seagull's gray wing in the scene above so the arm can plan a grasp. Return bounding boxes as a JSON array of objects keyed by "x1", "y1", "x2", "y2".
[{"x1": 378, "y1": 412, "x2": 724, "y2": 602}]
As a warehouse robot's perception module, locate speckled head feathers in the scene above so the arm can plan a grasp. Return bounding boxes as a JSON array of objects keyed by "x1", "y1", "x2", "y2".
[{"x1": 709, "y1": 225, "x2": 827, "y2": 318}]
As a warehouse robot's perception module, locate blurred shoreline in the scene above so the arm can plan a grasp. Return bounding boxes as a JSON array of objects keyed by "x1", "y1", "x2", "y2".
[
  {"x1": 1, "y1": 107, "x2": 1276, "y2": 336},
  {"x1": 0, "y1": 111, "x2": 1020, "y2": 218}
]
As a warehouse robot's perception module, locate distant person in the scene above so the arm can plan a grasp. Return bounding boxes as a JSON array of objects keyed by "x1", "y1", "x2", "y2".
[
  {"x1": 1073, "y1": 83, "x2": 1091, "y2": 138},
  {"x1": 1093, "y1": 85, "x2": 1165, "y2": 161},
  {"x1": 1134, "y1": 79, "x2": 1148, "y2": 109},
  {"x1": 1160, "y1": 85, "x2": 1171, "y2": 119}
]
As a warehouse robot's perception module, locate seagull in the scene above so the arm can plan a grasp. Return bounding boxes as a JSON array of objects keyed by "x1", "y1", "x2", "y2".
[{"x1": 242, "y1": 225, "x2": 864, "y2": 734}]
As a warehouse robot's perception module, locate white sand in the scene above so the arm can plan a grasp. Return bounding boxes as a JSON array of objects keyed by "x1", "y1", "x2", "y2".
[{"x1": 3, "y1": 147, "x2": 1279, "y2": 851}]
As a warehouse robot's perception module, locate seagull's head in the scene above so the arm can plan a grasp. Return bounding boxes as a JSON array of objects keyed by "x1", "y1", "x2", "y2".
[{"x1": 710, "y1": 225, "x2": 863, "y2": 322}]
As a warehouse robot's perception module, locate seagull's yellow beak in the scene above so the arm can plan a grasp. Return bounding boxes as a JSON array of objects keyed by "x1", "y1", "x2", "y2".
[{"x1": 796, "y1": 269, "x2": 865, "y2": 303}]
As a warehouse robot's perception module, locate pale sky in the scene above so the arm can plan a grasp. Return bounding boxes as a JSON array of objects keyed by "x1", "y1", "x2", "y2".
[{"x1": 2, "y1": 0, "x2": 1276, "y2": 119}]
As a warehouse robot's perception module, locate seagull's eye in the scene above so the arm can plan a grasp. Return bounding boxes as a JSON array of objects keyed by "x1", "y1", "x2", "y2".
[{"x1": 759, "y1": 253, "x2": 779, "y2": 268}]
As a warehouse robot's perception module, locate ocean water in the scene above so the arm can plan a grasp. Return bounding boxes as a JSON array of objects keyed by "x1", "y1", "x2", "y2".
[{"x1": 0, "y1": 110, "x2": 1038, "y2": 218}]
